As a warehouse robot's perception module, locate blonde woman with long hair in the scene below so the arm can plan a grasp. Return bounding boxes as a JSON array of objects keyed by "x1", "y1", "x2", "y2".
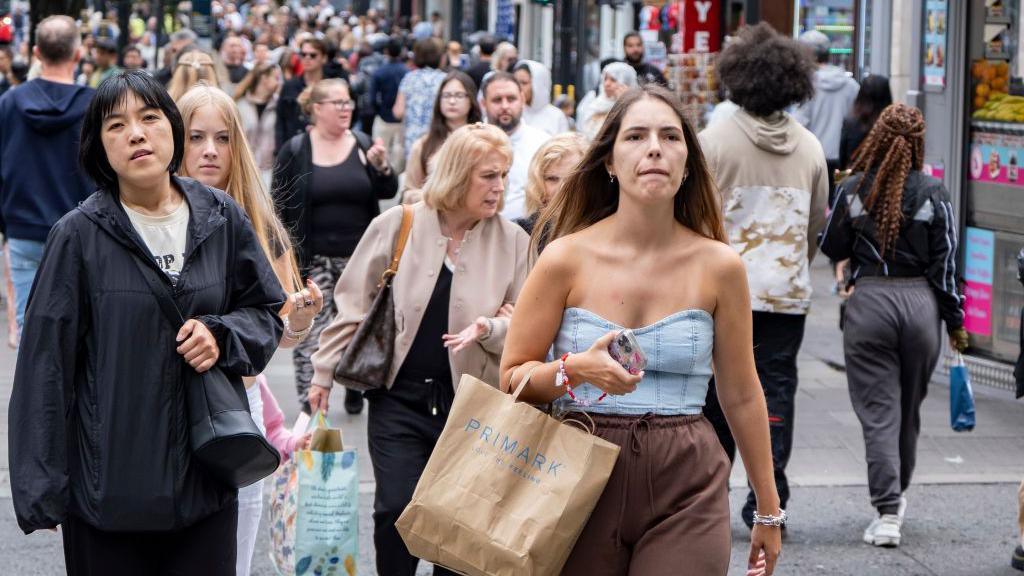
[
  {"x1": 177, "y1": 84, "x2": 322, "y2": 576},
  {"x1": 168, "y1": 50, "x2": 222, "y2": 101},
  {"x1": 514, "y1": 132, "x2": 587, "y2": 242}
]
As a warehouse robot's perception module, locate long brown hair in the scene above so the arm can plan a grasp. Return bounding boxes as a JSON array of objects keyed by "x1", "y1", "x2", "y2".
[
  {"x1": 532, "y1": 84, "x2": 726, "y2": 254},
  {"x1": 420, "y1": 70, "x2": 482, "y2": 178},
  {"x1": 849, "y1": 103, "x2": 925, "y2": 255}
]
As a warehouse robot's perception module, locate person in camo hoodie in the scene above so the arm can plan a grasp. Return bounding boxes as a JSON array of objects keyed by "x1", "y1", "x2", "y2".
[{"x1": 698, "y1": 22, "x2": 828, "y2": 530}]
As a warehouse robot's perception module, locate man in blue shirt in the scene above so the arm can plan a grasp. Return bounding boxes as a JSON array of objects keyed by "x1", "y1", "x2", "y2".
[
  {"x1": 371, "y1": 37, "x2": 408, "y2": 173},
  {"x1": 0, "y1": 15, "x2": 94, "y2": 339}
]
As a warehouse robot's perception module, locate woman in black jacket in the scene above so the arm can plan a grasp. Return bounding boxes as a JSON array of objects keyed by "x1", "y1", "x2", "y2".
[
  {"x1": 273, "y1": 77, "x2": 398, "y2": 415},
  {"x1": 838, "y1": 75, "x2": 892, "y2": 171},
  {"x1": 8, "y1": 71, "x2": 286, "y2": 573},
  {"x1": 819, "y1": 103, "x2": 966, "y2": 549}
]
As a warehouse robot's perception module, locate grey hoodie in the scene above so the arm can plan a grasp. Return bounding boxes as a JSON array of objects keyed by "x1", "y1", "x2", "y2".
[
  {"x1": 792, "y1": 65, "x2": 859, "y2": 160},
  {"x1": 699, "y1": 109, "x2": 829, "y2": 314}
]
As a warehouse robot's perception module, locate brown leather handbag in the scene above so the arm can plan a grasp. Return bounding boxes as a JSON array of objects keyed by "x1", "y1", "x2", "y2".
[{"x1": 333, "y1": 205, "x2": 414, "y2": 391}]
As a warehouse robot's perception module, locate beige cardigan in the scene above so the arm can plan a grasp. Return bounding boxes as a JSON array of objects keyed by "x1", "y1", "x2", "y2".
[{"x1": 311, "y1": 202, "x2": 531, "y2": 391}]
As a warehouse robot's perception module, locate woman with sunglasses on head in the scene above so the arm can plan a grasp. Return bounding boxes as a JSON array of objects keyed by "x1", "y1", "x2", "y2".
[
  {"x1": 9, "y1": 70, "x2": 285, "y2": 574},
  {"x1": 273, "y1": 78, "x2": 398, "y2": 416},
  {"x1": 177, "y1": 84, "x2": 322, "y2": 576},
  {"x1": 402, "y1": 70, "x2": 481, "y2": 203}
]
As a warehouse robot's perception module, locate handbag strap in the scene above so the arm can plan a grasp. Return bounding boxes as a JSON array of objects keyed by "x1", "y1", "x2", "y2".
[
  {"x1": 381, "y1": 204, "x2": 414, "y2": 286},
  {"x1": 127, "y1": 250, "x2": 186, "y2": 329}
]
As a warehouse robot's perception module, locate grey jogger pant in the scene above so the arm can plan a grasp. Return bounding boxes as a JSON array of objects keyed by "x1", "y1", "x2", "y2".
[{"x1": 844, "y1": 277, "x2": 941, "y2": 515}]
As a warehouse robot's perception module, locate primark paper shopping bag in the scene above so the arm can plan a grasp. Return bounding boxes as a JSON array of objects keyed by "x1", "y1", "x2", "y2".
[{"x1": 396, "y1": 373, "x2": 620, "y2": 576}]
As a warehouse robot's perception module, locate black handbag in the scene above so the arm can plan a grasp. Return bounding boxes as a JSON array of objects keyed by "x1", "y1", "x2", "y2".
[
  {"x1": 128, "y1": 250, "x2": 280, "y2": 488},
  {"x1": 333, "y1": 204, "x2": 414, "y2": 392}
]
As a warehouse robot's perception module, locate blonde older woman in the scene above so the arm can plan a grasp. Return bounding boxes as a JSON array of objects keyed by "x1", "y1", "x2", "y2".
[
  {"x1": 308, "y1": 123, "x2": 530, "y2": 576},
  {"x1": 513, "y1": 132, "x2": 587, "y2": 240}
]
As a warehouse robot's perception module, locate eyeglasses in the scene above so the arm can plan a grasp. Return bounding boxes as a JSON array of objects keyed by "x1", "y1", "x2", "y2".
[
  {"x1": 441, "y1": 92, "x2": 469, "y2": 102},
  {"x1": 300, "y1": 51, "x2": 321, "y2": 59},
  {"x1": 319, "y1": 99, "x2": 355, "y2": 110}
]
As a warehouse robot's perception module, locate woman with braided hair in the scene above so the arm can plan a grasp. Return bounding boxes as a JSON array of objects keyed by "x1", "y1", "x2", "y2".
[{"x1": 819, "y1": 103, "x2": 967, "y2": 548}]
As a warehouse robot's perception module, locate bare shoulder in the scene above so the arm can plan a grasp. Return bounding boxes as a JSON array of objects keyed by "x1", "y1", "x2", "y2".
[
  {"x1": 692, "y1": 236, "x2": 746, "y2": 284},
  {"x1": 533, "y1": 232, "x2": 585, "y2": 276}
]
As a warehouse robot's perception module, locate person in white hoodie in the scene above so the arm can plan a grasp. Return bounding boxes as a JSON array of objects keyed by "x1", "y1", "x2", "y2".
[
  {"x1": 792, "y1": 30, "x2": 860, "y2": 166},
  {"x1": 698, "y1": 22, "x2": 828, "y2": 532},
  {"x1": 513, "y1": 60, "x2": 569, "y2": 136}
]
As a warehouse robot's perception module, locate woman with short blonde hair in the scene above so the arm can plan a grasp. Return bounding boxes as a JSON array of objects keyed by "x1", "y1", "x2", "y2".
[
  {"x1": 516, "y1": 132, "x2": 587, "y2": 239},
  {"x1": 308, "y1": 121, "x2": 530, "y2": 576},
  {"x1": 422, "y1": 122, "x2": 511, "y2": 212},
  {"x1": 168, "y1": 50, "x2": 222, "y2": 101}
]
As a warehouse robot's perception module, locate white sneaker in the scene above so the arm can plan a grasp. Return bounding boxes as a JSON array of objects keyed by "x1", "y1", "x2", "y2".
[{"x1": 863, "y1": 514, "x2": 902, "y2": 547}]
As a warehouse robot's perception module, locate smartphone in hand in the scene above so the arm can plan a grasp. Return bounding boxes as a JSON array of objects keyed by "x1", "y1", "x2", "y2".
[{"x1": 607, "y1": 329, "x2": 647, "y2": 375}]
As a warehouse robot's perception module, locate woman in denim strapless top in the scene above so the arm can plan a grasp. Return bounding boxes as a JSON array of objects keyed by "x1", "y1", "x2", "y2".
[{"x1": 501, "y1": 85, "x2": 784, "y2": 576}]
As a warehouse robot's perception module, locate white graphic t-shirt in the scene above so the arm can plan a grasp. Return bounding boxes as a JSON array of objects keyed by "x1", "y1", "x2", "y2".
[{"x1": 122, "y1": 199, "x2": 190, "y2": 286}]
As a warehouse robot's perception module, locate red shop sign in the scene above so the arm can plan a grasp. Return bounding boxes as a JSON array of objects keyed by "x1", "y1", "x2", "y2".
[{"x1": 678, "y1": 0, "x2": 721, "y2": 53}]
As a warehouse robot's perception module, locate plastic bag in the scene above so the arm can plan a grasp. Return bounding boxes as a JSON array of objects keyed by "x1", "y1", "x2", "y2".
[{"x1": 950, "y1": 353, "x2": 976, "y2": 432}]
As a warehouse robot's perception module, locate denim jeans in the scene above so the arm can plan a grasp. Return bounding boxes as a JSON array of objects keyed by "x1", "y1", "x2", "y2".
[{"x1": 7, "y1": 238, "x2": 45, "y2": 331}]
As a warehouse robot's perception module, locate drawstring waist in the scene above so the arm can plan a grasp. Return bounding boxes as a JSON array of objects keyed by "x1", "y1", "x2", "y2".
[{"x1": 564, "y1": 411, "x2": 705, "y2": 547}]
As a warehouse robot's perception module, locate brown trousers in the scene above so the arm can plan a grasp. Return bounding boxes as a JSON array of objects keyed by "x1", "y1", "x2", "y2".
[{"x1": 562, "y1": 413, "x2": 732, "y2": 576}]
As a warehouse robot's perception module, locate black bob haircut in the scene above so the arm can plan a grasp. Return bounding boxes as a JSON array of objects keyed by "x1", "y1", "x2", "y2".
[
  {"x1": 80, "y1": 70, "x2": 184, "y2": 191},
  {"x1": 716, "y1": 23, "x2": 817, "y2": 117}
]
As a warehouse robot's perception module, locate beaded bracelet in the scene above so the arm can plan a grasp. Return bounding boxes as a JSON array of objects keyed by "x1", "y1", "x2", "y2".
[
  {"x1": 555, "y1": 353, "x2": 607, "y2": 405},
  {"x1": 283, "y1": 317, "x2": 312, "y2": 341}
]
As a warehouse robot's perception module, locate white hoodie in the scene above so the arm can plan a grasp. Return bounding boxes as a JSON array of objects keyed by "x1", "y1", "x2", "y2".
[{"x1": 518, "y1": 60, "x2": 570, "y2": 136}]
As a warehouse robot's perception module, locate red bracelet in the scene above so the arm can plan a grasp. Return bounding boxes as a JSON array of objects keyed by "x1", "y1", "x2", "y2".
[{"x1": 557, "y1": 353, "x2": 606, "y2": 405}]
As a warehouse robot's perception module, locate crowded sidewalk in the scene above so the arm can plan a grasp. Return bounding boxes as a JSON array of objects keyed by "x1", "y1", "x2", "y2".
[{"x1": 1, "y1": 258, "x2": 1021, "y2": 575}]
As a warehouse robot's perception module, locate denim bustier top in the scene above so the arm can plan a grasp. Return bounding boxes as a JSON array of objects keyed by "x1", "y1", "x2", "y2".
[{"x1": 551, "y1": 308, "x2": 714, "y2": 415}]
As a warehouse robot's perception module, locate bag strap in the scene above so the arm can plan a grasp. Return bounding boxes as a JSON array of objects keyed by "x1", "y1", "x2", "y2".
[
  {"x1": 127, "y1": 250, "x2": 186, "y2": 328},
  {"x1": 380, "y1": 205, "x2": 414, "y2": 286}
]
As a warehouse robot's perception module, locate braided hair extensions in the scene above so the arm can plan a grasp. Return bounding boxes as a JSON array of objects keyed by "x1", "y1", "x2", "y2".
[{"x1": 848, "y1": 103, "x2": 926, "y2": 255}]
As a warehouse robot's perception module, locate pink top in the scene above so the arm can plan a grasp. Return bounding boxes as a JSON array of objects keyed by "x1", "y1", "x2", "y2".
[{"x1": 259, "y1": 376, "x2": 302, "y2": 460}]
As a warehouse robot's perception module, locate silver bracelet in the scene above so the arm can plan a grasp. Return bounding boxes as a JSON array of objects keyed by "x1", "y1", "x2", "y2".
[
  {"x1": 752, "y1": 508, "x2": 788, "y2": 527},
  {"x1": 283, "y1": 317, "x2": 312, "y2": 341}
]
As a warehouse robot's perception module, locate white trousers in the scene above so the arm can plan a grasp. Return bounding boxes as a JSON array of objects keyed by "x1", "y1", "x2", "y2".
[{"x1": 236, "y1": 379, "x2": 266, "y2": 576}]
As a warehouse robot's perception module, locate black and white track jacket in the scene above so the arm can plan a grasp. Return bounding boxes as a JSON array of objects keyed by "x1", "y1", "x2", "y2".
[{"x1": 818, "y1": 170, "x2": 965, "y2": 331}]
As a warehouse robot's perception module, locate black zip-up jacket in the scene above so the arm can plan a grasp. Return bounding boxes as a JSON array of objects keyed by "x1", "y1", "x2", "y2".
[
  {"x1": 9, "y1": 177, "x2": 286, "y2": 534},
  {"x1": 272, "y1": 131, "x2": 398, "y2": 269},
  {"x1": 818, "y1": 170, "x2": 964, "y2": 331}
]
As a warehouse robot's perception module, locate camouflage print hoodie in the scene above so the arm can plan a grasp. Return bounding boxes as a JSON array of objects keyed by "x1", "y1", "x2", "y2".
[{"x1": 698, "y1": 108, "x2": 829, "y2": 314}]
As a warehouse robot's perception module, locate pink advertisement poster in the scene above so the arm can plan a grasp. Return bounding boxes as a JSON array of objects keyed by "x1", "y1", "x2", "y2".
[
  {"x1": 964, "y1": 281, "x2": 993, "y2": 336},
  {"x1": 963, "y1": 227, "x2": 995, "y2": 336},
  {"x1": 969, "y1": 130, "x2": 1024, "y2": 186}
]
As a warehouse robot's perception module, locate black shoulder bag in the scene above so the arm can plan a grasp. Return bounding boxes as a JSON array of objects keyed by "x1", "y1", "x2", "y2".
[{"x1": 128, "y1": 252, "x2": 280, "y2": 488}]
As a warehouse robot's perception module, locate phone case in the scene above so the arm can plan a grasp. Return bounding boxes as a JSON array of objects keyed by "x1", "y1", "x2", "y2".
[{"x1": 608, "y1": 329, "x2": 647, "y2": 375}]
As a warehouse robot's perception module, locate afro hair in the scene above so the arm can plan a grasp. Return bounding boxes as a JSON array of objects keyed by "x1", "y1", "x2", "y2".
[{"x1": 717, "y1": 23, "x2": 817, "y2": 117}]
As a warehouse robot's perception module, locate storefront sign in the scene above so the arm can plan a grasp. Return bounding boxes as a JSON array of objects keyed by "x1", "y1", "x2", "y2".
[
  {"x1": 924, "y1": 0, "x2": 947, "y2": 88},
  {"x1": 969, "y1": 130, "x2": 1024, "y2": 186},
  {"x1": 678, "y1": 0, "x2": 720, "y2": 53},
  {"x1": 964, "y1": 227, "x2": 995, "y2": 337}
]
